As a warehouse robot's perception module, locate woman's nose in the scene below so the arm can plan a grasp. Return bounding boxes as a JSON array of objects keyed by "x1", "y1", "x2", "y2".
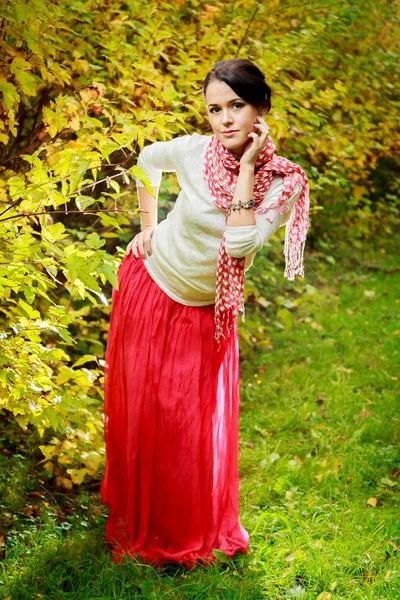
[{"x1": 221, "y1": 110, "x2": 233, "y2": 124}]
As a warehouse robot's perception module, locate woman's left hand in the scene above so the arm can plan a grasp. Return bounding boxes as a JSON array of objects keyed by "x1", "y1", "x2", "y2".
[{"x1": 240, "y1": 115, "x2": 269, "y2": 169}]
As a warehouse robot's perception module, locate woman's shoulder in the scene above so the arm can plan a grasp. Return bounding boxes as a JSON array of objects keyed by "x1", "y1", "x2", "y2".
[
  {"x1": 166, "y1": 133, "x2": 211, "y2": 165},
  {"x1": 173, "y1": 132, "x2": 211, "y2": 147}
]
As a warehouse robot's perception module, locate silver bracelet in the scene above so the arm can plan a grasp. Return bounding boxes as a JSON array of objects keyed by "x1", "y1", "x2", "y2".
[{"x1": 226, "y1": 199, "x2": 256, "y2": 216}]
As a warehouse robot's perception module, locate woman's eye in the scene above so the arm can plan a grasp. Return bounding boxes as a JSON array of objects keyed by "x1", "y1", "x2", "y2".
[{"x1": 209, "y1": 103, "x2": 244, "y2": 114}]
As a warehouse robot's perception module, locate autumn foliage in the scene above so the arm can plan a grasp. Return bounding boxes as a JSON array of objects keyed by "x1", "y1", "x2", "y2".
[{"x1": 0, "y1": 0, "x2": 398, "y2": 487}]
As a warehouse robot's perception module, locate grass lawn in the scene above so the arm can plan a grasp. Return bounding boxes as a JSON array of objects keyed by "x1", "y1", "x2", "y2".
[{"x1": 0, "y1": 234, "x2": 399, "y2": 599}]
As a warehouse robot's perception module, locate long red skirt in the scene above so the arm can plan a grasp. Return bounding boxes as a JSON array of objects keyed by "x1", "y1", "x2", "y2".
[{"x1": 100, "y1": 253, "x2": 249, "y2": 569}]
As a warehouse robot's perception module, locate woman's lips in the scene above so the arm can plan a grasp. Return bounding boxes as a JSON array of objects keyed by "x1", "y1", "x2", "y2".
[{"x1": 221, "y1": 131, "x2": 238, "y2": 137}]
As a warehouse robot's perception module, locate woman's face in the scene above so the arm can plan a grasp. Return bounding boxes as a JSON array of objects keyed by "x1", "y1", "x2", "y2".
[{"x1": 205, "y1": 79, "x2": 260, "y2": 155}]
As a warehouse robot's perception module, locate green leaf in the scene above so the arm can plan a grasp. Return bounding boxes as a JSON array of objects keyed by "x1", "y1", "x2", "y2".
[
  {"x1": 72, "y1": 355, "x2": 98, "y2": 368},
  {"x1": 18, "y1": 299, "x2": 40, "y2": 319},
  {"x1": 42, "y1": 106, "x2": 67, "y2": 138},
  {"x1": 76, "y1": 195, "x2": 96, "y2": 211},
  {"x1": 276, "y1": 308, "x2": 294, "y2": 331},
  {"x1": 65, "y1": 254, "x2": 101, "y2": 292},
  {"x1": 128, "y1": 166, "x2": 156, "y2": 197},
  {"x1": 98, "y1": 212, "x2": 123, "y2": 232},
  {"x1": 14, "y1": 70, "x2": 37, "y2": 96},
  {"x1": 86, "y1": 232, "x2": 105, "y2": 249},
  {"x1": 109, "y1": 179, "x2": 120, "y2": 194},
  {"x1": 42, "y1": 223, "x2": 68, "y2": 244},
  {"x1": 0, "y1": 81, "x2": 19, "y2": 110},
  {"x1": 212, "y1": 549, "x2": 230, "y2": 563},
  {"x1": 97, "y1": 258, "x2": 119, "y2": 288},
  {"x1": 8, "y1": 176, "x2": 25, "y2": 200},
  {"x1": 69, "y1": 159, "x2": 92, "y2": 194}
]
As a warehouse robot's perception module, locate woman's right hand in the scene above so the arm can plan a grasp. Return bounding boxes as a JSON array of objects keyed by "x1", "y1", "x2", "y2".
[{"x1": 126, "y1": 226, "x2": 156, "y2": 259}]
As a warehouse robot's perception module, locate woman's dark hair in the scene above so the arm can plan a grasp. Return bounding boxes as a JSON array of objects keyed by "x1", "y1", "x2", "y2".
[{"x1": 202, "y1": 58, "x2": 271, "y2": 113}]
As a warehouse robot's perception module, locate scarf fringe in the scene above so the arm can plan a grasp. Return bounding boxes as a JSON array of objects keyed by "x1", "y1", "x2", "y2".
[{"x1": 283, "y1": 197, "x2": 308, "y2": 281}]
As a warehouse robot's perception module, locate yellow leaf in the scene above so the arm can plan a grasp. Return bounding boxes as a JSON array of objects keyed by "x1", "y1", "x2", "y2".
[
  {"x1": 39, "y1": 444, "x2": 57, "y2": 461},
  {"x1": 353, "y1": 185, "x2": 367, "y2": 201},
  {"x1": 367, "y1": 497, "x2": 377, "y2": 507},
  {"x1": 56, "y1": 476, "x2": 73, "y2": 490},
  {"x1": 58, "y1": 454, "x2": 71, "y2": 465},
  {"x1": 67, "y1": 468, "x2": 89, "y2": 485},
  {"x1": 14, "y1": 70, "x2": 37, "y2": 96},
  {"x1": 0, "y1": 80, "x2": 19, "y2": 110},
  {"x1": 43, "y1": 461, "x2": 54, "y2": 475}
]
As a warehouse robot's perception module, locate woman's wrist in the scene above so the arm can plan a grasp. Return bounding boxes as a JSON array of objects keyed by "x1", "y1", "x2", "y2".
[
  {"x1": 226, "y1": 163, "x2": 256, "y2": 226},
  {"x1": 238, "y1": 161, "x2": 256, "y2": 173},
  {"x1": 140, "y1": 223, "x2": 156, "y2": 232}
]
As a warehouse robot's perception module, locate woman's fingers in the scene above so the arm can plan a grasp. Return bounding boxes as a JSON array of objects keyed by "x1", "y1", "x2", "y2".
[
  {"x1": 126, "y1": 231, "x2": 153, "y2": 259},
  {"x1": 126, "y1": 238, "x2": 138, "y2": 258},
  {"x1": 254, "y1": 123, "x2": 269, "y2": 138},
  {"x1": 144, "y1": 231, "x2": 153, "y2": 256},
  {"x1": 255, "y1": 116, "x2": 269, "y2": 135},
  {"x1": 137, "y1": 236, "x2": 145, "y2": 258},
  {"x1": 126, "y1": 240, "x2": 133, "y2": 256},
  {"x1": 130, "y1": 240, "x2": 138, "y2": 258}
]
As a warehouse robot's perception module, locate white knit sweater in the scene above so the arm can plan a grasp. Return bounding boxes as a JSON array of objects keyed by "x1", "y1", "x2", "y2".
[{"x1": 135, "y1": 133, "x2": 302, "y2": 306}]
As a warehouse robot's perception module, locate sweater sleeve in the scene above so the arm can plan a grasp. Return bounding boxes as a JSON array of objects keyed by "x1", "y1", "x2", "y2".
[
  {"x1": 224, "y1": 176, "x2": 303, "y2": 258},
  {"x1": 135, "y1": 136, "x2": 190, "y2": 189}
]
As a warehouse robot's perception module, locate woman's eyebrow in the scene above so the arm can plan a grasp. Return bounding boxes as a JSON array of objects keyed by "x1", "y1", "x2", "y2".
[{"x1": 207, "y1": 98, "x2": 243, "y2": 107}]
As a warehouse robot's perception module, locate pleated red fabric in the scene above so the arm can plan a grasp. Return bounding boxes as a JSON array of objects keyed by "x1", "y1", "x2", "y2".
[{"x1": 100, "y1": 253, "x2": 249, "y2": 569}]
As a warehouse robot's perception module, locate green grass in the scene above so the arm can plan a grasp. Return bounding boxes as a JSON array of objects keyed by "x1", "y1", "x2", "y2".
[{"x1": 0, "y1": 235, "x2": 399, "y2": 599}]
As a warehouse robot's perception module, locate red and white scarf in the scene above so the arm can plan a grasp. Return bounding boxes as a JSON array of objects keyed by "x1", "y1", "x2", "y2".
[{"x1": 202, "y1": 133, "x2": 310, "y2": 346}]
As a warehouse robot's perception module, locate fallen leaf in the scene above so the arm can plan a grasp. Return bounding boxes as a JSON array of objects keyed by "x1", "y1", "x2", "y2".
[
  {"x1": 358, "y1": 409, "x2": 371, "y2": 418},
  {"x1": 367, "y1": 497, "x2": 377, "y2": 507},
  {"x1": 285, "y1": 552, "x2": 296, "y2": 562}
]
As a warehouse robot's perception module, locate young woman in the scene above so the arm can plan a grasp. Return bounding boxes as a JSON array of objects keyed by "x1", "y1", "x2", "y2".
[{"x1": 100, "y1": 58, "x2": 309, "y2": 569}]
